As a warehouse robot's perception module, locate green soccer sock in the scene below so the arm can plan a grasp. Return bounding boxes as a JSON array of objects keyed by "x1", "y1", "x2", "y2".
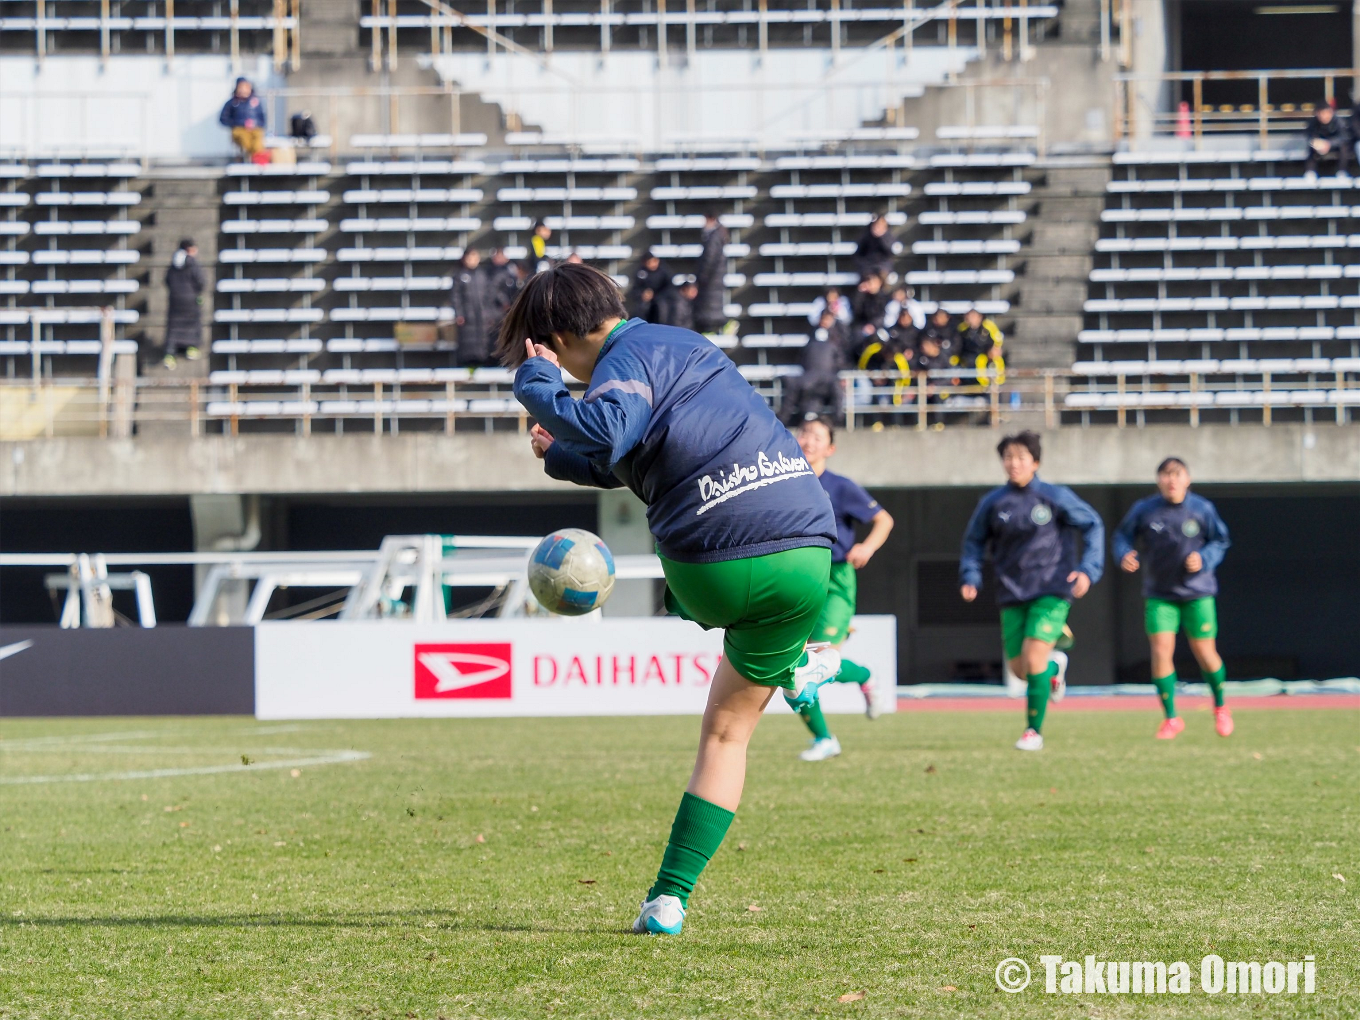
[
  {"x1": 1026, "y1": 662, "x2": 1057, "y2": 734},
  {"x1": 1153, "y1": 673, "x2": 1178, "y2": 719},
  {"x1": 1203, "y1": 664, "x2": 1227, "y2": 708},
  {"x1": 835, "y1": 658, "x2": 872, "y2": 686},
  {"x1": 793, "y1": 698, "x2": 832, "y2": 740},
  {"x1": 647, "y1": 792, "x2": 735, "y2": 908}
]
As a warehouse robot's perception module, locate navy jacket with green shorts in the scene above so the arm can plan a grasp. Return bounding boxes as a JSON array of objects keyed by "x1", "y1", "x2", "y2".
[
  {"x1": 1113, "y1": 492, "x2": 1229, "y2": 639},
  {"x1": 959, "y1": 478, "x2": 1105, "y2": 659},
  {"x1": 514, "y1": 318, "x2": 837, "y2": 685}
]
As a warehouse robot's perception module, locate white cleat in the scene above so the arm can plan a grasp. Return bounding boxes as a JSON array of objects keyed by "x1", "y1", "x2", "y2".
[
  {"x1": 1049, "y1": 650, "x2": 1068, "y2": 703},
  {"x1": 632, "y1": 894, "x2": 685, "y2": 935},
  {"x1": 799, "y1": 736, "x2": 842, "y2": 762},
  {"x1": 861, "y1": 677, "x2": 880, "y2": 720},
  {"x1": 786, "y1": 646, "x2": 842, "y2": 711},
  {"x1": 1015, "y1": 728, "x2": 1044, "y2": 752}
]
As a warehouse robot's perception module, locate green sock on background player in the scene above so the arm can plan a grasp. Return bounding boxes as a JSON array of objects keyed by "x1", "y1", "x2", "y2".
[
  {"x1": 794, "y1": 699, "x2": 832, "y2": 741},
  {"x1": 1026, "y1": 662, "x2": 1057, "y2": 732},
  {"x1": 1203, "y1": 664, "x2": 1227, "y2": 707},
  {"x1": 647, "y1": 792, "x2": 735, "y2": 908},
  {"x1": 835, "y1": 658, "x2": 871, "y2": 686},
  {"x1": 1153, "y1": 673, "x2": 1178, "y2": 719}
]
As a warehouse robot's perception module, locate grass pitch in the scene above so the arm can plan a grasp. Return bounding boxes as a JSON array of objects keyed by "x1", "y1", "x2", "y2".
[{"x1": 0, "y1": 706, "x2": 1355, "y2": 1019}]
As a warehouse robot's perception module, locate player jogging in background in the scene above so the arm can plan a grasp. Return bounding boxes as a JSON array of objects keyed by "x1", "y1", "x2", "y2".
[
  {"x1": 959, "y1": 431, "x2": 1105, "y2": 751},
  {"x1": 1113, "y1": 457, "x2": 1233, "y2": 740},
  {"x1": 788, "y1": 415, "x2": 895, "y2": 761},
  {"x1": 499, "y1": 263, "x2": 841, "y2": 937}
]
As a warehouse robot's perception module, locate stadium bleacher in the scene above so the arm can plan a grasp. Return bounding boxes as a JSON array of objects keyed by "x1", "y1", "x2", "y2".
[
  {"x1": 189, "y1": 142, "x2": 1045, "y2": 419},
  {"x1": 0, "y1": 160, "x2": 144, "y2": 375},
  {"x1": 1082, "y1": 150, "x2": 1360, "y2": 369}
]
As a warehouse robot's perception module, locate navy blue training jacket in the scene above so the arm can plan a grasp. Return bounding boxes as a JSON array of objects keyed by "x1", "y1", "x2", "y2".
[
  {"x1": 514, "y1": 318, "x2": 836, "y2": 563},
  {"x1": 219, "y1": 94, "x2": 267, "y2": 130},
  {"x1": 959, "y1": 477, "x2": 1106, "y2": 606},
  {"x1": 1112, "y1": 492, "x2": 1229, "y2": 601}
]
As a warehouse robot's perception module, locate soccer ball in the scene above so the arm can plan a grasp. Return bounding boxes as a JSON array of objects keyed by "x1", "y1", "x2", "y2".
[{"x1": 527, "y1": 528, "x2": 616, "y2": 616}]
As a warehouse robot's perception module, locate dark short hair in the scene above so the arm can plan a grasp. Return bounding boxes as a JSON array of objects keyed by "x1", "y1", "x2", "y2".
[
  {"x1": 997, "y1": 430, "x2": 1041, "y2": 462},
  {"x1": 799, "y1": 414, "x2": 835, "y2": 444},
  {"x1": 495, "y1": 262, "x2": 626, "y2": 367},
  {"x1": 1157, "y1": 456, "x2": 1188, "y2": 474}
]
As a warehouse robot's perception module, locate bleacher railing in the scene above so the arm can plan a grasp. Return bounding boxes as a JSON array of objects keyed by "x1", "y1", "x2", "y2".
[
  {"x1": 5, "y1": 363, "x2": 1357, "y2": 441},
  {"x1": 363, "y1": 0, "x2": 1058, "y2": 66},
  {"x1": 5, "y1": 0, "x2": 301, "y2": 71},
  {"x1": 1114, "y1": 68, "x2": 1357, "y2": 149}
]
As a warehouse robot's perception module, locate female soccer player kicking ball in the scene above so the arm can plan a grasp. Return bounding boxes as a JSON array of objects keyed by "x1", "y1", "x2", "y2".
[
  {"x1": 959, "y1": 431, "x2": 1104, "y2": 751},
  {"x1": 500, "y1": 263, "x2": 841, "y2": 936},
  {"x1": 787, "y1": 415, "x2": 895, "y2": 761},
  {"x1": 1113, "y1": 457, "x2": 1233, "y2": 739}
]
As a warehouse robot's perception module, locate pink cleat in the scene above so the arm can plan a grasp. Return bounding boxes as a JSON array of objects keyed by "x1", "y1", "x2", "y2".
[
  {"x1": 1214, "y1": 706, "x2": 1234, "y2": 737},
  {"x1": 1155, "y1": 717, "x2": 1185, "y2": 740}
]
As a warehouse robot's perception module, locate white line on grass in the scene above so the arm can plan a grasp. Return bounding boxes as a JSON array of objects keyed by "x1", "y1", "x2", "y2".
[{"x1": 0, "y1": 750, "x2": 371, "y2": 785}]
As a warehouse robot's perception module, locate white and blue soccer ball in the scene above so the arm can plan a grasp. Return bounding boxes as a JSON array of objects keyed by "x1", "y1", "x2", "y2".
[{"x1": 527, "y1": 528, "x2": 616, "y2": 616}]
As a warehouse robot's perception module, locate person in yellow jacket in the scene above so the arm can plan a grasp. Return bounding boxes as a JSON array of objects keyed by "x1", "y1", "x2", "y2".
[{"x1": 958, "y1": 307, "x2": 1005, "y2": 386}]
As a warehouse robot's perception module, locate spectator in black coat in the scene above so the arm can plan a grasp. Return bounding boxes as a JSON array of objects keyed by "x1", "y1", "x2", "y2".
[
  {"x1": 693, "y1": 213, "x2": 729, "y2": 333},
  {"x1": 853, "y1": 215, "x2": 897, "y2": 279},
  {"x1": 654, "y1": 280, "x2": 697, "y2": 330},
  {"x1": 486, "y1": 247, "x2": 519, "y2": 324},
  {"x1": 162, "y1": 238, "x2": 204, "y2": 368},
  {"x1": 921, "y1": 307, "x2": 958, "y2": 357},
  {"x1": 782, "y1": 310, "x2": 849, "y2": 424},
  {"x1": 450, "y1": 250, "x2": 498, "y2": 366},
  {"x1": 630, "y1": 253, "x2": 672, "y2": 320},
  {"x1": 851, "y1": 273, "x2": 890, "y2": 345},
  {"x1": 1304, "y1": 103, "x2": 1351, "y2": 177}
]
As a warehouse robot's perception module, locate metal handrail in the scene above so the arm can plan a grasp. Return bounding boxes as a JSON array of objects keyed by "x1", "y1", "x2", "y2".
[
  {"x1": 1113, "y1": 67, "x2": 1358, "y2": 149},
  {"x1": 3, "y1": 365, "x2": 1355, "y2": 440},
  {"x1": 13, "y1": 0, "x2": 301, "y2": 73}
]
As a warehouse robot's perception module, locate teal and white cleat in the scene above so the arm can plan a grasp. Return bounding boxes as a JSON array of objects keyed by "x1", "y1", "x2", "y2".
[
  {"x1": 785, "y1": 646, "x2": 842, "y2": 711},
  {"x1": 799, "y1": 736, "x2": 842, "y2": 762},
  {"x1": 632, "y1": 894, "x2": 685, "y2": 935},
  {"x1": 1049, "y1": 650, "x2": 1068, "y2": 703}
]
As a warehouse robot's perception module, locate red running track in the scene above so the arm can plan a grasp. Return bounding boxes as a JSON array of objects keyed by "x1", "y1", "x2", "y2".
[{"x1": 894, "y1": 695, "x2": 1360, "y2": 713}]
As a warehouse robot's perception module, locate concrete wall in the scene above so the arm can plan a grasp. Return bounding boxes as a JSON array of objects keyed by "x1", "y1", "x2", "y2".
[
  {"x1": 4, "y1": 424, "x2": 1357, "y2": 497},
  {"x1": 0, "y1": 54, "x2": 271, "y2": 160}
]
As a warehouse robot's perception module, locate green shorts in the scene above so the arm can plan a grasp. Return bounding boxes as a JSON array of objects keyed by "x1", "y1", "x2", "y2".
[
  {"x1": 1146, "y1": 596, "x2": 1218, "y2": 639},
  {"x1": 661, "y1": 545, "x2": 832, "y2": 689},
  {"x1": 1000, "y1": 595, "x2": 1071, "y2": 661},
  {"x1": 811, "y1": 560, "x2": 857, "y2": 646}
]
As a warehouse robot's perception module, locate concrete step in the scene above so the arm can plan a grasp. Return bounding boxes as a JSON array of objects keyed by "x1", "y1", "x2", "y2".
[{"x1": 130, "y1": 175, "x2": 221, "y2": 355}]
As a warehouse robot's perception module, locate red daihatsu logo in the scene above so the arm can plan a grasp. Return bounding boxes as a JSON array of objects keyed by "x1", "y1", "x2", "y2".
[{"x1": 414, "y1": 643, "x2": 513, "y2": 699}]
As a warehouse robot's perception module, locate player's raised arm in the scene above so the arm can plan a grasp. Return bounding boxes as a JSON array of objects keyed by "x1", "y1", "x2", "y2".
[
  {"x1": 499, "y1": 261, "x2": 653, "y2": 470},
  {"x1": 514, "y1": 350, "x2": 652, "y2": 468}
]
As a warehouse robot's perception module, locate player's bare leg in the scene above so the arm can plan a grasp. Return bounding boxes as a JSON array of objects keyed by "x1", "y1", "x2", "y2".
[{"x1": 1188, "y1": 636, "x2": 1232, "y2": 736}]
